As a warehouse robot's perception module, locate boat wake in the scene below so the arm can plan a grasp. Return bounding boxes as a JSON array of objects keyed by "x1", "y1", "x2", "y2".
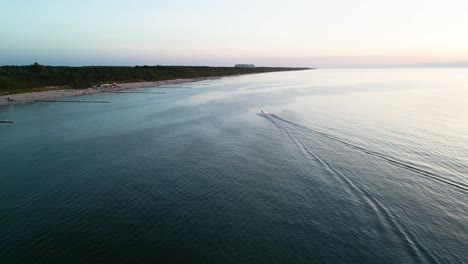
[
  {"x1": 259, "y1": 112, "x2": 442, "y2": 263},
  {"x1": 260, "y1": 113, "x2": 468, "y2": 193}
]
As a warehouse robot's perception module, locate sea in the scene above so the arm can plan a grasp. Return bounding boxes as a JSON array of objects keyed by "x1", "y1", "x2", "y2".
[{"x1": 1, "y1": 69, "x2": 467, "y2": 263}]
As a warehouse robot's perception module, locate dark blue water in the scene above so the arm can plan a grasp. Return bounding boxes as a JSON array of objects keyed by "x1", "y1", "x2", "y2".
[{"x1": 1, "y1": 69, "x2": 467, "y2": 263}]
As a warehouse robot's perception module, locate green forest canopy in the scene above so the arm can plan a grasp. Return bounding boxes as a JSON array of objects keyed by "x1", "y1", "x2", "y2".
[{"x1": 0, "y1": 63, "x2": 310, "y2": 92}]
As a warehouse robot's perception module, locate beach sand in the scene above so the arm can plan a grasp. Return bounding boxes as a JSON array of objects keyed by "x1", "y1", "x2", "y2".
[{"x1": 0, "y1": 77, "x2": 219, "y2": 106}]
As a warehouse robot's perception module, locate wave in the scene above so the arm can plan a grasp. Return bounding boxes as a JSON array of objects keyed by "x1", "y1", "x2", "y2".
[
  {"x1": 259, "y1": 113, "x2": 440, "y2": 263},
  {"x1": 262, "y1": 113, "x2": 468, "y2": 193}
]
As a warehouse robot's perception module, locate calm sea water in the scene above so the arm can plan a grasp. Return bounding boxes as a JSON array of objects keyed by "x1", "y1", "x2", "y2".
[{"x1": 1, "y1": 69, "x2": 467, "y2": 263}]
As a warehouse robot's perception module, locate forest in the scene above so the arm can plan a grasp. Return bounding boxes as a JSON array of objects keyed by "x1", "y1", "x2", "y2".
[{"x1": 0, "y1": 63, "x2": 309, "y2": 93}]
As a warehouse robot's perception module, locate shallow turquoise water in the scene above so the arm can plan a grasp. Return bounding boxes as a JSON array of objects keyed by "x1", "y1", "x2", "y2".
[{"x1": 1, "y1": 69, "x2": 467, "y2": 263}]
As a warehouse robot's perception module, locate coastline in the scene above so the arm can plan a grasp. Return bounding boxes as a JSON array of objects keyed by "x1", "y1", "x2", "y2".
[{"x1": 0, "y1": 77, "x2": 219, "y2": 106}]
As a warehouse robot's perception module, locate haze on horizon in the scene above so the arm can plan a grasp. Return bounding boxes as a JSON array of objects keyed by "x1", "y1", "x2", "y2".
[{"x1": 1, "y1": 0, "x2": 468, "y2": 68}]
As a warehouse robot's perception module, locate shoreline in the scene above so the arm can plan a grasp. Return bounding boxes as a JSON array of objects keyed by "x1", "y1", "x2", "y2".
[{"x1": 0, "y1": 77, "x2": 220, "y2": 106}]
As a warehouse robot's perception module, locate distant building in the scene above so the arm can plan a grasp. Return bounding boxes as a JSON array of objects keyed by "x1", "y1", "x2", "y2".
[{"x1": 235, "y1": 64, "x2": 255, "y2": 68}]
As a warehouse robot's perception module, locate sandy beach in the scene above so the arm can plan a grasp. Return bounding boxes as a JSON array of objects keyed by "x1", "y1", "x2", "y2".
[{"x1": 0, "y1": 77, "x2": 219, "y2": 106}]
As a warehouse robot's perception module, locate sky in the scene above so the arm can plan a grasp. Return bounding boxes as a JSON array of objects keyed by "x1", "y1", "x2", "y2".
[{"x1": 1, "y1": 0, "x2": 468, "y2": 68}]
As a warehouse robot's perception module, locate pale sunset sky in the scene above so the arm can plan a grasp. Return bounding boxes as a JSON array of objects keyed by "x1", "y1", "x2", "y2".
[{"x1": 1, "y1": 0, "x2": 467, "y2": 67}]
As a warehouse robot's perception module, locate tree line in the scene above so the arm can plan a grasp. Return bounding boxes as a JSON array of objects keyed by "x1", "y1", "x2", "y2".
[{"x1": 0, "y1": 63, "x2": 309, "y2": 92}]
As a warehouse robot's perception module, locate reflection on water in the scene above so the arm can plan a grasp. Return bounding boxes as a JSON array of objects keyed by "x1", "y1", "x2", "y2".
[{"x1": 1, "y1": 69, "x2": 467, "y2": 264}]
